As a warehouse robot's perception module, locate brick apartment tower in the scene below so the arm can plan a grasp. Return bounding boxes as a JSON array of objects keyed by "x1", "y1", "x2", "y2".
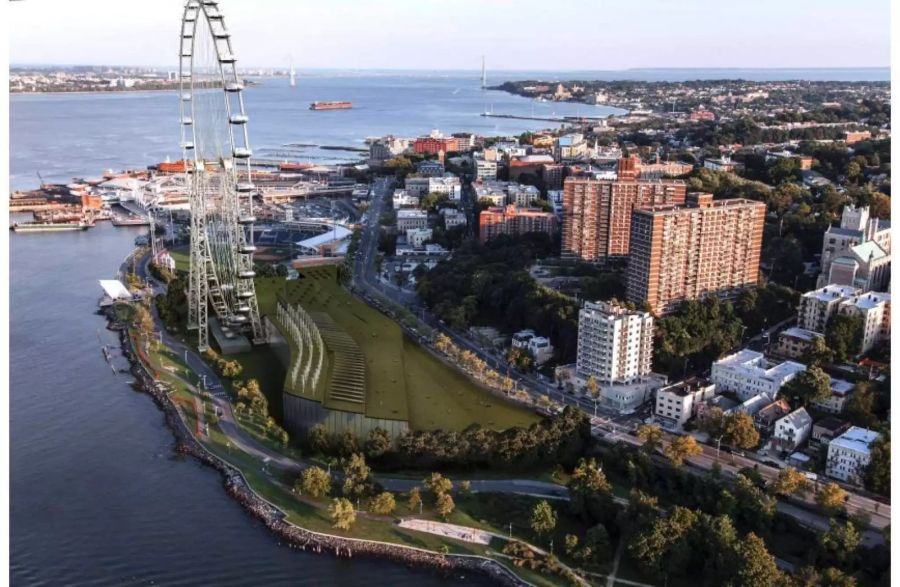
[
  {"x1": 561, "y1": 156, "x2": 686, "y2": 263},
  {"x1": 479, "y1": 204, "x2": 557, "y2": 244},
  {"x1": 626, "y1": 193, "x2": 765, "y2": 315}
]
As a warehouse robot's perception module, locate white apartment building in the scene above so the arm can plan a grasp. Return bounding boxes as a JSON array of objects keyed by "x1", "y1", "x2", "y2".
[
  {"x1": 406, "y1": 228, "x2": 433, "y2": 249},
  {"x1": 475, "y1": 159, "x2": 498, "y2": 181},
  {"x1": 576, "y1": 301, "x2": 654, "y2": 385},
  {"x1": 654, "y1": 377, "x2": 716, "y2": 428},
  {"x1": 473, "y1": 182, "x2": 507, "y2": 206},
  {"x1": 797, "y1": 285, "x2": 860, "y2": 333},
  {"x1": 511, "y1": 329, "x2": 554, "y2": 365},
  {"x1": 428, "y1": 176, "x2": 462, "y2": 200},
  {"x1": 812, "y1": 378, "x2": 855, "y2": 415},
  {"x1": 507, "y1": 184, "x2": 542, "y2": 208},
  {"x1": 439, "y1": 208, "x2": 467, "y2": 228},
  {"x1": 838, "y1": 291, "x2": 891, "y2": 354},
  {"x1": 392, "y1": 189, "x2": 420, "y2": 209},
  {"x1": 396, "y1": 209, "x2": 428, "y2": 231},
  {"x1": 826, "y1": 426, "x2": 880, "y2": 484},
  {"x1": 773, "y1": 407, "x2": 812, "y2": 451},
  {"x1": 404, "y1": 175, "x2": 462, "y2": 200},
  {"x1": 710, "y1": 349, "x2": 805, "y2": 401}
]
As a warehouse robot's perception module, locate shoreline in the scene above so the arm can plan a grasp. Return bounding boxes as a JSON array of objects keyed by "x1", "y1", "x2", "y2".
[
  {"x1": 11, "y1": 87, "x2": 181, "y2": 97},
  {"x1": 103, "y1": 278, "x2": 528, "y2": 586}
]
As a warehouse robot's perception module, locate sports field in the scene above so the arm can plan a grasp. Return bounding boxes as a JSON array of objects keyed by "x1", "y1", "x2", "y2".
[{"x1": 255, "y1": 266, "x2": 538, "y2": 432}]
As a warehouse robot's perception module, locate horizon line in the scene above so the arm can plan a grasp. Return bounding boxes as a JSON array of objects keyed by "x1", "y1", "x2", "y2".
[{"x1": 10, "y1": 63, "x2": 891, "y2": 72}]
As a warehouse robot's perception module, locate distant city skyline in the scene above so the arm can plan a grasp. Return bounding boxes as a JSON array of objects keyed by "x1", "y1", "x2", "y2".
[{"x1": 9, "y1": 0, "x2": 891, "y2": 71}]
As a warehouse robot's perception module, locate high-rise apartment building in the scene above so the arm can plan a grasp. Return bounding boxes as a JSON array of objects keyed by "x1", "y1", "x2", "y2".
[
  {"x1": 478, "y1": 204, "x2": 557, "y2": 244},
  {"x1": 626, "y1": 193, "x2": 765, "y2": 315},
  {"x1": 575, "y1": 301, "x2": 654, "y2": 385},
  {"x1": 562, "y1": 157, "x2": 686, "y2": 263},
  {"x1": 797, "y1": 284, "x2": 860, "y2": 332}
]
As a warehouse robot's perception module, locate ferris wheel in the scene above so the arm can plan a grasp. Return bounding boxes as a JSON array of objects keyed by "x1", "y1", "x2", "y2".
[{"x1": 179, "y1": 0, "x2": 264, "y2": 351}]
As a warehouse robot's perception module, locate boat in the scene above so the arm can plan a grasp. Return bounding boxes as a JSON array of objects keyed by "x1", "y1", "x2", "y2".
[
  {"x1": 10, "y1": 222, "x2": 93, "y2": 232},
  {"x1": 111, "y1": 215, "x2": 151, "y2": 227},
  {"x1": 309, "y1": 101, "x2": 352, "y2": 111}
]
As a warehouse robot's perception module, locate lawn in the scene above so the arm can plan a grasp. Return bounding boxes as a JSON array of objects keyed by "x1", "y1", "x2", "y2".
[
  {"x1": 255, "y1": 267, "x2": 537, "y2": 433},
  {"x1": 168, "y1": 245, "x2": 190, "y2": 272}
]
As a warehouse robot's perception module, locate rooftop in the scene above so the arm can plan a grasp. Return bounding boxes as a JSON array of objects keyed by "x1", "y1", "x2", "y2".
[
  {"x1": 778, "y1": 407, "x2": 812, "y2": 429},
  {"x1": 780, "y1": 327, "x2": 822, "y2": 342},
  {"x1": 844, "y1": 291, "x2": 891, "y2": 310},
  {"x1": 825, "y1": 226, "x2": 864, "y2": 238},
  {"x1": 397, "y1": 209, "x2": 427, "y2": 218},
  {"x1": 659, "y1": 377, "x2": 714, "y2": 397},
  {"x1": 814, "y1": 416, "x2": 849, "y2": 432},
  {"x1": 829, "y1": 377, "x2": 854, "y2": 396},
  {"x1": 802, "y1": 284, "x2": 859, "y2": 303},
  {"x1": 714, "y1": 349, "x2": 806, "y2": 382},
  {"x1": 830, "y1": 426, "x2": 879, "y2": 454}
]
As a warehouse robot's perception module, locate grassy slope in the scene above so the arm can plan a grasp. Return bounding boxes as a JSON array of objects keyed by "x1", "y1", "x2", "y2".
[{"x1": 256, "y1": 268, "x2": 537, "y2": 432}]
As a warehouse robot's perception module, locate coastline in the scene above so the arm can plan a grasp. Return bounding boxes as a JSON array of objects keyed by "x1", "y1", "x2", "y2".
[{"x1": 104, "y1": 261, "x2": 529, "y2": 587}]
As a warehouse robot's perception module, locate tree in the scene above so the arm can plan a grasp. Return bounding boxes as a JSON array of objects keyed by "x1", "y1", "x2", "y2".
[
  {"x1": 732, "y1": 532, "x2": 785, "y2": 587},
  {"x1": 507, "y1": 346, "x2": 534, "y2": 372},
  {"x1": 369, "y1": 491, "x2": 397, "y2": 515},
  {"x1": 769, "y1": 467, "x2": 811, "y2": 497},
  {"x1": 585, "y1": 375, "x2": 600, "y2": 403},
  {"x1": 864, "y1": 429, "x2": 890, "y2": 496},
  {"x1": 328, "y1": 497, "x2": 356, "y2": 530},
  {"x1": 845, "y1": 381, "x2": 879, "y2": 428},
  {"x1": 802, "y1": 335, "x2": 835, "y2": 366},
  {"x1": 564, "y1": 534, "x2": 579, "y2": 555},
  {"x1": 407, "y1": 486, "x2": 423, "y2": 513},
  {"x1": 569, "y1": 458, "x2": 612, "y2": 494},
  {"x1": 867, "y1": 191, "x2": 890, "y2": 220},
  {"x1": 698, "y1": 407, "x2": 726, "y2": 439},
  {"x1": 423, "y1": 472, "x2": 453, "y2": 499},
  {"x1": 636, "y1": 424, "x2": 663, "y2": 455},
  {"x1": 342, "y1": 453, "x2": 372, "y2": 498},
  {"x1": 530, "y1": 500, "x2": 557, "y2": 539},
  {"x1": 133, "y1": 304, "x2": 154, "y2": 334},
  {"x1": 298, "y1": 466, "x2": 331, "y2": 498},
  {"x1": 628, "y1": 506, "x2": 698, "y2": 577},
  {"x1": 820, "y1": 567, "x2": 858, "y2": 587},
  {"x1": 364, "y1": 427, "x2": 392, "y2": 459},
  {"x1": 779, "y1": 365, "x2": 832, "y2": 408},
  {"x1": 338, "y1": 431, "x2": 359, "y2": 457},
  {"x1": 307, "y1": 424, "x2": 329, "y2": 454},
  {"x1": 825, "y1": 314, "x2": 864, "y2": 362},
  {"x1": 723, "y1": 411, "x2": 760, "y2": 450},
  {"x1": 435, "y1": 492, "x2": 455, "y2": 520},
  {"x1": 664, "y1": 435, "x2": 702, "y2": 467},
  {"x1": 580, "y1": 524, "x2": 612, "y2": 564},
  {"x1": 816, "y1": 482, "x2": 849, "y2": 515},
  {"x1": 818, "y1": 520, "x2": 861, "y2": 567}
]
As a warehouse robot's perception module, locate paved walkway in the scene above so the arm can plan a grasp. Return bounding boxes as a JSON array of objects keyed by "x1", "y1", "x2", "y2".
[{"x1": 398, "y1": 519, "x2": 492, "y2": 545}]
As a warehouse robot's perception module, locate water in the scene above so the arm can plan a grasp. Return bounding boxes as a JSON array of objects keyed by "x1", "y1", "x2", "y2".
[
  {"x1": 8, "y1": 69, "x2": 888, "y2": 584},
  {"x1": 9, "y1": 221, "x2": 491, "y2": 586},
  {"x1": 10, "y1": 73, "x2": 624, "y2": 190}
]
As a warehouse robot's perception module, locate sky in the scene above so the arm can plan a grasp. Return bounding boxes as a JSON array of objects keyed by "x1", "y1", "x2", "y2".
[{"x1": 7, "y1": 0, "x2": 891, "y2": 71}]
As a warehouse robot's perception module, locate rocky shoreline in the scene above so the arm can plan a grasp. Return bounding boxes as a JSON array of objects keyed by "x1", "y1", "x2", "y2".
[{"x1": 106, "y1": 308, "x2": 527, "y2": 587}]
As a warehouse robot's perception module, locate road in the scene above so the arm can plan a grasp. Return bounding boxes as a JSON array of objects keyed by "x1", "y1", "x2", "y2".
[{"x1": 345, "y1": 179, "x2": 891, "y2": 542}]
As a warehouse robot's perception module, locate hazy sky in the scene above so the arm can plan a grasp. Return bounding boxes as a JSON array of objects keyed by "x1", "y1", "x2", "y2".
[{"x1": 8, "y1": 0, "x2": 891, "y2": 70}]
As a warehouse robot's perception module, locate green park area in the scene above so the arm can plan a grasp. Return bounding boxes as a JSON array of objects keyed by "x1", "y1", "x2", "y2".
[{"x1": 255, "y1": 266, "x2": 538, "y2": 432}]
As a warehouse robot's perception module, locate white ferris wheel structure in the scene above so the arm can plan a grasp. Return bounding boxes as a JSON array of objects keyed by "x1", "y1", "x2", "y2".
[{"x1": 179, "y1": 0, "x2": 264, "y2": 351}]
